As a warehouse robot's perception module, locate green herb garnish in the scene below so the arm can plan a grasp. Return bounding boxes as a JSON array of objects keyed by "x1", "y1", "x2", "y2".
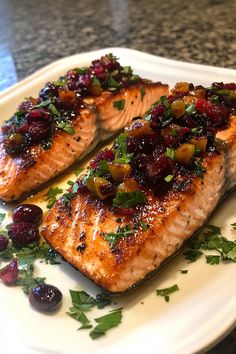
[
  {"x1": 46, "y1": 187, "x2": 63, "y2": 208},
  {"x1": 56, "y1": 121, "x2": 75, "y2": 135},
  {"x1": 34, "y1": 99, "x2": 51, "y2": 108},
  {"x1": 184, "y1": 249, "x2": 203, "y2": 262},
  {"x1": 113, "y1": 99, "x2": 125, "y2": 111},
  {"x1": 231, "y1": 222, "x2": 236, "y2": 230},
  {"x1": 114, "y1": 133, "x2": 133, "y2": 164},
  {"x1": 205, "y1": 255, "x2": 221, "y2": 265},
  {"x1": 17, "y1": 264, "x2": 46, "y2": 295},
  {"x1": 185, "y1": 103, "x2": 196, "y2": 115},
  {"x1": 113, "y1": 191, "x2": 146, "y2": 209},
  {"x1": 74, "y1": 168, "x2": 84, "y2": 176},
  {"x1": 156, "y1": 284, "x2": 179, "y2": 302},
  {"x1": 140, "y1": 87, "x2": 146, "y2": 101},
  {"x1": 0, "y1": 213, "x2": 6, "y2": 224},
  {"x1": 89, "y1": 310, "x2": 122, "y2": 339},
  {"x1": 103, "y1": 224, "x2": 134, "y2": 250},
  {"x1": 49, "y1": 103, "x2": 59, "y2": 116},
  {"x1": 179, "y1": 269, "x2": 188, "y2": 274}
]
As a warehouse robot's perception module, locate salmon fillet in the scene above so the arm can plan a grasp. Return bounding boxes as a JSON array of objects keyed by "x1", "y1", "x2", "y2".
[
  {"x1": 216, "y1": 115, "x2": 236, "y2": 191},
  {"x1": 0, "y1": 83, "x2": 168, "y2": 202},
  {"x1": 42, "y1": 81, "x2": 236, "y2": 293},
  {"x1": 42, "y1": 153, "x2": 225, "y2": 293}
]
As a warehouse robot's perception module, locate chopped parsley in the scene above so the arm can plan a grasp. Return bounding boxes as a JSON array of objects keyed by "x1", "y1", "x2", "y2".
[
  {"x1": 17, "y1": 264, "x2": 46, "y2": 295},
  {"x1": 231, "y1": 222, "x2": 236, "y2": 230},
  {"x1": 114, "y1": 133, "x2": 133, "y2": 164},
  {"x1": 113, "y1": 191, "x2": 146, "y2": 208},
  {"x1": 90, "y1": 310, "x2": 122, "y2": 339},
  {"x1": 190, "y1": 159, "x2": 206, "y2": 177},
  {"x1": 113, "y1": 99, "x2": 125, "y2": 111},
  {"x1": 156, "y1": 284, "x2": 179, "y2": 302},
  {"x1": 34, "y1": 99, "x2": 51, "y2": 108},
  {"x1": 67, "y1": 290, "x2": 115, "y2": 335},
  {"x1": 179, "y1": 269, "x2": 188, "y2": 274},
  {"x1": 103, "y1": 224, "x2": 134, "y2": 250},
  {"x1": 49, "y1": 103, "x2": 59, "y2": 116},
  {"x1": 0, "y1": 213, "x2": 6, "y2": 224},
  {"x1": 185, "y1": 103, "x2": 196, "y2": 115},
  {"x1": 184, "y1": 224, "x2": 236, "y2": 264},
  {"x1": 74, "y1": 168, "x2": 84, "y2": 176},
  {"x1": 46, "y1": 187, "x2": 63, "y2": 209},
  {"x1": 140, "y1": 87, "x2": 146, "y2": 101},
  {"x1": 56, "y1": 121, "x2": 75, "y2": 135}
]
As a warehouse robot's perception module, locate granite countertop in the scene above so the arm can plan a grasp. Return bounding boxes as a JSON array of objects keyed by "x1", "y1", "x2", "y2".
[{"x1": 0, "y1": 0, "x2": 235, "y2": 352}]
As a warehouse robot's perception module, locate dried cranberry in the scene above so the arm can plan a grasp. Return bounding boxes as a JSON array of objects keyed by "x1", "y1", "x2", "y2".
[
  {"x1": 132, "y1": 153, "x2": 152, "y2": 170},
  {"x1": 147, "y1": 156, "x2": 173, "y2": 178},
  {"x1": 12, "y1": 204, "x2": 43, "y2": 225},
  {"x1": 0, "y1": 235, "x2": 8, "y2": 252},
  {"x1": 90, "y1": 149, "x2": 114, "y2": 169},
  {"x1": 26, "y1": 109, "x2": 50, "y2": 122},
  {"x1": 151, "y1": 104, "x2": 166, "y2": 123},
  {"x1": 223, "y1": 83, "x2": 236, "y2": 90},
  {"x1": 18, "y1": 101, "x2": 34, "y2": 112},
  {"x1": 205, "y1": 104, "x2": 228, "y2": 126},
  {"x1": 29, "y1": 284, "x2": 62, "y2": 312},
  {"x1": 113, "y1": 206, "x2": 134, "y2": 216},
  {"x1": 28, "y1": 120, "x2": 50, "y2": 143},
  {"x1": 9, "y1": 222, "x2": 39, "y2": 247},
  {"x1": 0, "y1": 259, "x2": 18, "y2": 285}
]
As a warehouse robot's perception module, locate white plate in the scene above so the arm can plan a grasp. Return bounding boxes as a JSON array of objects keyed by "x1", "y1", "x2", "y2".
[{"x1": 0, "y1": 48, "x2": 236, "y2": 354}]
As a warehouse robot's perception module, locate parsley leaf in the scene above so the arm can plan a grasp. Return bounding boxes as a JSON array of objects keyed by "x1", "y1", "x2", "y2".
[
  {"x1": 179, "y1": 269, "x2": 188, "y2": 274},
  {"x1": 34, "y1": 99, "x2": 51, "y2": 108},
  {"x1": 113, "y1": 100, "x2": 125, "y2": 111},
  {"x1": 185, "y1": 103, "x2": 196, "y2": 115},
  {"x1": 46, "y1": 187, "x2": 63, "y2": 208},
  {"x1": 89, "y1": 309, "x2": 122, "y2": 339},
  {"x1": 74, "y1": 168, "x2": 84, "y2": 176},
  {"x1": 184, "y1": 249, "x2": 203, "y2": 262},
  {"x1": 17, "y1": 266, "x2": 45, "y2": 295},
  {"x1": 156, "y1": 284, "x2": 179, "y2": 302},
  {"x1": 113, "y1": 191, "x2": 146, "y2": 208},
  {"x1": 49, "y1": 103, "x2": 59, "y2": 116},
  {"x1": 103, "y1": 224, "x2": 134, "y2": 250},
  {"x1": 114, "y1": 133, "x2": 133, "y2": 164},
  {"x1": 206, "y1": 255, "x2": 221, "y2": 265},
  {"x1": 0, "y1": 213, "x2": 6, "y2": 224},
  {"x1": 140, "y1": 87, "x2": 146, "y2": 101},
  {"x1": 231, "y1": 222, "x2": 236, "y2": 230},
  {"x1": 56, "y1": 121, "x2": 75, "y2": 135}
]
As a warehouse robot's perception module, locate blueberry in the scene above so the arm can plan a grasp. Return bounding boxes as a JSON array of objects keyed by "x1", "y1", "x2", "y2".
[{"x1": 29, "y1": 284, "x2": 62, "y2": 311}]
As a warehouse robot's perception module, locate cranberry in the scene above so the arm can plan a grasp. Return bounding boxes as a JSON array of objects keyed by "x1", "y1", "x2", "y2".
[
  {"x1": 90, "y1": 149, "x2": 114, "y2": 169},
  {"x1": 28, "y1": 120, "x2": 50, "y2": 143},
  {"x1": 147, "y1": 156, "x2": 173, "y2": 178},
  {"x1": 0, "y1": 259, "x2": 18, "y2": 285},
  {"x1": 0, "y1": 235, "x2": 8, "y2": 252},
  {"x1": 17, "y1": 122, "x2": 30, "y2": 134},
  {"x1": 18, "y1": 101, "x2": 34, "y2": 112},
  {"x1": 205, "y1": 104, "x2": 228, "y2": 126},
  {"x1": 151, "y1": 104, "x2": 166, "y2": 123},
  {"x1": 12, "y1": 204, "x2": 43, "y2": 225},
  {"x1": 113, "y1": 206, "x2": 134, "y2": 216},
  {"x1": 223, "y1": 83, "x2": 236, "y2": 90},
  {"x1": 29, "y1": 284, "x2": 62, "y2": 311},
  {"x1": 26, "y1": 109, "x2": 50, "y2": 122},
  {"x1": 133, "y1": 153, "x2": 152, "y2": 170},
  {"x1": 9, "y1": 222, "x2": 39, "y2": 247}
]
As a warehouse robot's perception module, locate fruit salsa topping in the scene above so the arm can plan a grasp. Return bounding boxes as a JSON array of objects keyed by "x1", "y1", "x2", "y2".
[
  {"x1": 1, "y1": 54, "x2": 144, "y2": 156},
  {"x1": 67, "y1": 82, "x2": 235, "y2": 212}
]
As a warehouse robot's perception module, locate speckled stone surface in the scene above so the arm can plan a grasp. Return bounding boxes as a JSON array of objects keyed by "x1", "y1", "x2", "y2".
[{"x1": 0, "y1": 0, "x2": 235, "y2": 352}]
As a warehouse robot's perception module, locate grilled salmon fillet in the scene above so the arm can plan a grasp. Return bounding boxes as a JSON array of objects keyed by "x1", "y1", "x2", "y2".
[
  {"x1": 42, "y1": 153, "x2": 225, "y2": 293},
  {"x1": 42, "y1": 80, "x2": 236, "y2": 293},
  {"x1": 0, "y1": 53, "x2": 168, "y2": 201},
  {"x1": 216, "y1": 115, "x2": 236, "y2": 191}
]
